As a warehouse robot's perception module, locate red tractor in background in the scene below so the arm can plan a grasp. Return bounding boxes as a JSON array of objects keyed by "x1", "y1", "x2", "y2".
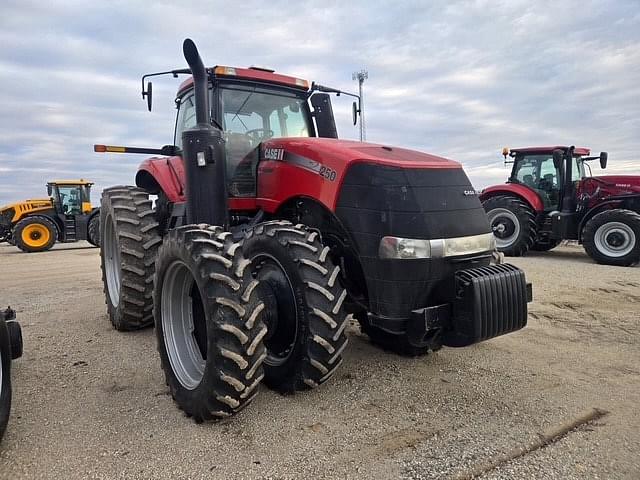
[
  {"x1": 95, "y1": 39, "x2": 531, "y2": 422},
  {"x1": 481, "y1": 146, "x2": 640, "y2": 266}
]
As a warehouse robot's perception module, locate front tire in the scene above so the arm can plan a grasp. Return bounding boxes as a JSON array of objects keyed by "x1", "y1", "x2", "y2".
[
  {"x1": 13, "y1": 216, "x2": 57, "y2": 253},
  {"x1": 243, "y1": 221, "x2": 350, "y2": 393},
  {"x1": 154, "y1": 225, "x2": 267, "y2": 421},
  {"x1": 583, "y1": 209, "x2": 640, "y2": 266},
  {"x1": 483, "y1": 196, "x2": 537, "y2": 256},
  {"x1": 100, "y1": 186, "x2": 161, "y2": 331}
]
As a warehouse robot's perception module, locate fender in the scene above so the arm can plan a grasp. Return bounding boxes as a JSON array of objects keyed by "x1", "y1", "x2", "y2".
[
  {"x1": 135, "y1": 156, "x2": 185, "y2": 202},
  {"x1": 480, "y1": 184, "x2": 544, "y2": 212}
]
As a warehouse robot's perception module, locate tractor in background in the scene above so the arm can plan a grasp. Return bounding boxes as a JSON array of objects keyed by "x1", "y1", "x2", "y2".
[
  {"x1": 0, "y1": 180, "x2": 100, "y2": 252},
  {"x1": 481, "y1": 146, "x2": 640, "y2": 266},
  {"x1": 95, "y1": 39, "x2": 531, "y2": 422},
  {"x1": 0, "y1": 307, "x2": 23, "y2": 442}
]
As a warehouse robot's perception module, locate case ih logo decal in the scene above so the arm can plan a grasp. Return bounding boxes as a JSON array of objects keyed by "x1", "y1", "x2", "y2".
[
  {"x1": 262, "y1": 147, "x2": 337, "y2": 182},
  {"x1": 263, "y1": 148, "x2": 285, "y2": 161}
]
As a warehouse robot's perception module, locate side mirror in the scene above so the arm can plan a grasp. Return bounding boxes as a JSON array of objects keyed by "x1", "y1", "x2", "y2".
[
  {"x1": 142, "y1": 81, "x2": 153, "y2": 111},
  {"x1": 599, "y1": 151, "x2": 608, "y2": 169},
  {"x1": 352, "y1": 101, "x2": 359, "y2": 126},
  {"x1": 47, "y1": 184, "x2": 52, "y2": 196},
  {"x1": 552, "y1": 149, "x2": 564, "y2": 169}
]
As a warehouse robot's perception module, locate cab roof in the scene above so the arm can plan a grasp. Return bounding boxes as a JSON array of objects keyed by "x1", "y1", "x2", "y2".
[
  {"x1": 510, "y1": 146, "x2": 591, "y2": 156},
  {"x1": 177, "y1": 66, "x2": 310, "y2": 95},
  {"x1": 47, "y1": 180, "x2": 94, "y2": 186}
]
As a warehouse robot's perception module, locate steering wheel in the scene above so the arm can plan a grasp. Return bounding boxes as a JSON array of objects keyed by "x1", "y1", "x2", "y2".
[{"x1": 245, "y1": 128, "x2": 274, "y2": 143}]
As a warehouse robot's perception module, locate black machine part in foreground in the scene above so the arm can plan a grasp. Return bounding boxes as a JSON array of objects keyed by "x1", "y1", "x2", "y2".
[
  {"x1": 181, "y1": 39, "x2": 228, "y2": 227},
  {"x1": 1, "y1": 306, "x2": 23, "y2": 442}
]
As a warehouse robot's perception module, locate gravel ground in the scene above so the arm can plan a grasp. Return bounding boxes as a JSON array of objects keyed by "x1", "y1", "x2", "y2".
[{"x1": 0, "y1": 242, "x2": 638, "y2": 479}]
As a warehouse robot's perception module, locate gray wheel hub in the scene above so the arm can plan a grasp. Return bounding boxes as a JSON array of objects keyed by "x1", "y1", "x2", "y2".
[
  {"x1": 103, "y1": 214, "x2": 121, "y2": 307},
  {"x1": 488, "y1": 208, "x2": 520, "y2": 248},
  {"x1": 594, "y1": 221, "x2": 635, "y2": 258},
  {"x1": 161, "y1": 261, "x2": 206, "y2": 390}
]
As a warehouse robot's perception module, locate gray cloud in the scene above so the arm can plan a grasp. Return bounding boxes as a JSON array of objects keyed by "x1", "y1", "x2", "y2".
[{"x1": 0, "y1": 0, "x2": 638, "y2": 205}]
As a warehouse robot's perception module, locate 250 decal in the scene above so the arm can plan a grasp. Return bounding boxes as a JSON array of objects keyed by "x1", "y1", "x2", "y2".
[{"x1": 319, "y1": 165, "x2": 337, "y2": 182}]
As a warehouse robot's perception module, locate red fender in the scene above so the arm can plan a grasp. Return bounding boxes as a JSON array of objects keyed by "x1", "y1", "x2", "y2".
[
  {"x1": 135, "y1": 156, "x2": 186, "y2": 202},
  {"x1": 479, "y1": 184, "x2": 544, "y2": 212}
]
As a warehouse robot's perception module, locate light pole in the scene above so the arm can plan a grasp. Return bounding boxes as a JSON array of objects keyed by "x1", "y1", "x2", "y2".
[{"x1": 352, "y1": 69, "x2": 368, "y2": 141}]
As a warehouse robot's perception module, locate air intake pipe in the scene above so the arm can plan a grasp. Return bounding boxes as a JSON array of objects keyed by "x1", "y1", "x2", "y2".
[{"x1": 181, "y1": 38, "x2": 228, "y2": 227}]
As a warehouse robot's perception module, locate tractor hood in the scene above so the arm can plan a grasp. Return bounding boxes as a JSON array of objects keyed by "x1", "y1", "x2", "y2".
[
  {"x1": 590, "y1": 175, "x2": 640, "y2": 193},
  {"x1": 261, "y1": 137, "x2": 461, "y2": 170}
]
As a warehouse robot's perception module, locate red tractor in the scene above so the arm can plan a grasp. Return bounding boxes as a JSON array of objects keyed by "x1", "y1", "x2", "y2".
[
  {"x1": 481, "y1": 146, "x2": 640, "y2": 266},
  {"x1": 95, "y1": 39, "x2": 531, "y2": 421}
]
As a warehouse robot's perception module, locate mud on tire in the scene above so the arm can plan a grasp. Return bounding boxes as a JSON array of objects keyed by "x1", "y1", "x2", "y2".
[
  {"x1": 483, "y1": 195, "x2": 537, "y2": 257},
  {"x1": 154, "y1": 225, "x2": 267, "y2": 421},
  {"x1": 243, "y1": 221, "x2": 350, "y2": 393},
  {"x1": 100, "y1": 186, "x2": 161, "y2": 331}
]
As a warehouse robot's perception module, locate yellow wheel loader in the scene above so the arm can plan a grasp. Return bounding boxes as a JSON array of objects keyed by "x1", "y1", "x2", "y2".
[{"x1": 0, "y1": 180, "x2": 100, "y2": 252}]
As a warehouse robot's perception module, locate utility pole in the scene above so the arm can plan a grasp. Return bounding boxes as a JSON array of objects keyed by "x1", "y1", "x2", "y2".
[{"x1": 352, "y1": 69, "x2": 368, "y2": 141}]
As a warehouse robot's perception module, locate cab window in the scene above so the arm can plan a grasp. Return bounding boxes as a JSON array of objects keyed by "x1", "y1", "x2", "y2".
[
  {"x1": 56, "y1": 186, "x2": 82, "y2": 215},
  {"x1": 220, "y1": 85, "x2": 311, "y2": 197},
  {"x1": 174, "y1": 94, "x2": 197, "y2": 149}
]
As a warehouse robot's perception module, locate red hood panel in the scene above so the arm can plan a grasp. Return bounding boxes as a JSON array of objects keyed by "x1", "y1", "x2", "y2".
[
  {"x1": 591, "y1": 175, "x2": 640, "y2": 192},
  {"x1": 262, "y1": 138, "x2": 461, "y2": 169}
]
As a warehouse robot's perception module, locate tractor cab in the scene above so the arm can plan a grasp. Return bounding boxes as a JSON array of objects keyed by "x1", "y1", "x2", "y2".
[
  {"x1": 506, "y1": 147, "x2": 591, "y2": 211},
  {"x1": 47, "y1": 180, "x2": 94, "y2": 216},
  {"x1": 171, "y1": 66, "x2": 340, "y2": 198}
]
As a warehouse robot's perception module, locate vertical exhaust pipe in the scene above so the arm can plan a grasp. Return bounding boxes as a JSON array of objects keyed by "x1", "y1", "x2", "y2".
[{"x1": 181, "y1": 38, "x2": 228, "y2": 227}]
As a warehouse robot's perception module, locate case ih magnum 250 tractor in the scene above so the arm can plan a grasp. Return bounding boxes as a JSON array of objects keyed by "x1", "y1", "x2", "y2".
[
  {"x1": 481, "y1": 146, "x2": 640, "y2": 266},
  {"x1": 95, "y1": 39, "x2": 531, "y2": 421}
]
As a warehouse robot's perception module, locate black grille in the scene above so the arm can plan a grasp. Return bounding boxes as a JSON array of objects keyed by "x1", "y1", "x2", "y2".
[{"x1": 444, "y1": 264, "x2": 528, "y2": 347}]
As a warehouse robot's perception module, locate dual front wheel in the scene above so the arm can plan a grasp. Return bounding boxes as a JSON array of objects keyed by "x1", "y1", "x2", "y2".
[{"x1": 100, "y1": 186, "x2": 349, "y2": 420}]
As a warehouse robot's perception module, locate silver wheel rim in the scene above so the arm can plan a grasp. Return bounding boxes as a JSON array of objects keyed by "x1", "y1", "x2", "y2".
[
  {"x1": 488, "y1": 208, "x2": 521, "y2": 249},
  {"x1": 161, "y1": 261, "x2": 206, "y2": 390},
  {"x1": 103, "y1": 214, "x2": 121, "y2": 307},
  {"x1": 594, "y1": 221, "x2": 635, "y2": 258}
]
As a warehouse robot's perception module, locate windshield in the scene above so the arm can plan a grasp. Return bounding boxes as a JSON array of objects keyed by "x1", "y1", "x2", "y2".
[{"x1": 221, "y1": 85, "x2": 310, "y2": 166}]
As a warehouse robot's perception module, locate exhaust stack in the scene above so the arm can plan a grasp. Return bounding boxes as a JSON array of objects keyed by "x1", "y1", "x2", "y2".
[{"x1": 181, "y1": 38, "x2": 228, "y2": 227}]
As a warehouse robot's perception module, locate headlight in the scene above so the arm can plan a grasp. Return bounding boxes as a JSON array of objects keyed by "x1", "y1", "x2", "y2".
[
  {"x1": 379, "y1": 233, "x2": 495, "y2": 259},
  {"x1": 379, "y1": 237, "x2": 431, "y2": 259}
]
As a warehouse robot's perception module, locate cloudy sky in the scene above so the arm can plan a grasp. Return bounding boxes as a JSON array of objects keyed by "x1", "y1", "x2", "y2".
[{"x1": 0, "y1": 0, "x2": 638, "y2": 205}]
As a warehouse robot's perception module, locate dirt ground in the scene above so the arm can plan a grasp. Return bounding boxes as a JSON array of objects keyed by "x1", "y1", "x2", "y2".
[{"x1": 0, "y1": 242, "x2": 638, "y2": 479}]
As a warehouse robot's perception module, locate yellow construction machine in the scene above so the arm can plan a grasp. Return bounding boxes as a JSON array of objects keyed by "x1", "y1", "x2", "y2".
[{"x1": 0, "y1": 180, "x2": 100, "y2": 252}]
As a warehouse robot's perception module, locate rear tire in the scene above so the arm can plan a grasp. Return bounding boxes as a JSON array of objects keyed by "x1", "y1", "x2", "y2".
[
  {"x1": 583, "y1": 209, "x2": 640, "y2": 266},
  {"x1": 87, "y1": 214, "x2": 100, "y2": 247},
  {"x1": 100, "y1": 186, "x2": 161, "y2": 331},
  {"x1": 243, "y1": 221, "x2": 350, "y2": 393},
  {"x1": 13, "y1": 216, "x2": 57, "y2": 253},
  {"x1": 154, "y1": 225, "x2": 267, "y2": 421},
  {"x1": 0, "y1": 319, "x2": 12, "y2": 442},
  {"x1": 483, "y1": 196, "x2": 537, "y2": 256}
]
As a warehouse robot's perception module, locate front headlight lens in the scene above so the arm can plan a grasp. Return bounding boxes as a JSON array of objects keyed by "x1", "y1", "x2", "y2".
[
  {"x1": 443, "y1": 233, "x2": 495, "y2": 257},
  {"x1": 378, "y1": 233, "x2": 494, "y2": 259},
  {"x1": 379, "y1": 236, "x2": 431, "y2": 259}
]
